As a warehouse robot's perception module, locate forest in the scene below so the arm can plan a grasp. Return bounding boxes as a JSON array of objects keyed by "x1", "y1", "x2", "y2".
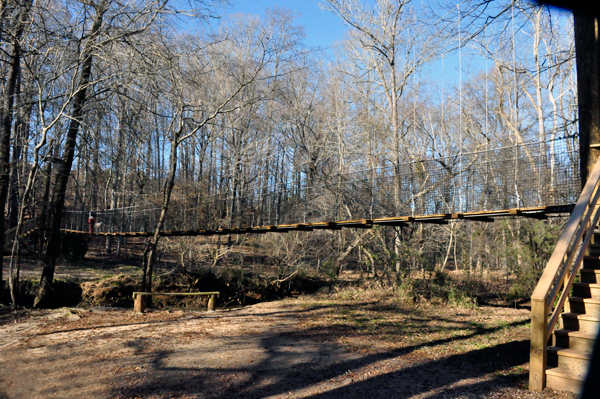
[{"x1": 0, "y1": 0, "x2": 579, "y2": 308}]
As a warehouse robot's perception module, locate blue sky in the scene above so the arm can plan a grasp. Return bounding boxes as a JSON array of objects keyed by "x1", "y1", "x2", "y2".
[
  {"x1": 226, "y1": 0, "x2": 348, "y2": 49},
  {"x1": 225, "y1": 0, "x2": 467, "y2": 85}
]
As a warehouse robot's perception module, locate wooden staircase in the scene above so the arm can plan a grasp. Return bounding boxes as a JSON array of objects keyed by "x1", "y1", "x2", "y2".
[
  {"x1": 545, "y1": 250, "x2": 600, "y2": 392},
  {"x1": 4, "y1": 216, "x2": 41, "y2": 251},
  {"x1": 530, "y1": 160, "x2": 600, "y2": 394}
]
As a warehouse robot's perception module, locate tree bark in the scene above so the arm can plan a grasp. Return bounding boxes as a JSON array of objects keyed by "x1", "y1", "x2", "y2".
[
  {"x1": 35, "y1": 1, "x2": 107, "y2": 307},
  {"x1": 0, "y1": 0, "x2": 32, "y2": 298},
  {"x1": 574, "y1": 13, "x2": 600, "y2": 187},
  {"x1": 142, "y1": 137, "x2": 179, "y2": 293}
]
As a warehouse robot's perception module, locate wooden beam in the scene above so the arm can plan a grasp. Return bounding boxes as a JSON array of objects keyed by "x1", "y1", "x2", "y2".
[
  {"x1": 413, "y1": 215, "x2": 450, "y2": 224},
  {"x1": 463, "y1": 216, "x2": 495, "y2": 222},
  {"x1": 267, "y1": 226, "x2": 289, "y2": 233},
  {"x1": 309, "y1": 221, "x2": 341, "y2": 230},
  {"x1": 417, "y1": 219, "x2": 448, "y2": 224},
  {"x1": 373, "y1": 216, "x2": 412, "y2": 226},
  {"x1": 294, "y1": 223, "x2": 313, "y2": 231},
  {"x1": 337, "y1": 219, "x2": 373, "y2": 228}
]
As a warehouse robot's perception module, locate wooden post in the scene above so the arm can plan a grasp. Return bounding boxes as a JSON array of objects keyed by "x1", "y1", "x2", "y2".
[
  {"x1": 207, "y1": 294, "x2": 216, "y2": 311},
  {"x1": 530, "y1": 297, "x2": 548, "y2": 391},
  {"x1": 134, "y1": 294, "x2": 146, "y2": 313}
]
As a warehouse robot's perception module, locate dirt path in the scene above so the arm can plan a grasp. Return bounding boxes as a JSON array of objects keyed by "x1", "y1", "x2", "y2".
[{"x1": 0, "y1": 294, "x2": 577, "y2": 399}]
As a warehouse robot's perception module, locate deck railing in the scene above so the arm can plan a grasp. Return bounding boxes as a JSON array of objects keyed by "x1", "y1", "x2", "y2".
[{"x1": 530, "y1": 157, "x2": 600, "y2": 391}]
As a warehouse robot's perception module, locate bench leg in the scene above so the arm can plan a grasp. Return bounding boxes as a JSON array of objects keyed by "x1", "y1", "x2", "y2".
[
  {"x1": 134, "y1": 294, "x2": 146, "y2": 312},
  {"x1": 207, "y1": 295, "x2": 216, "y2": 311}
]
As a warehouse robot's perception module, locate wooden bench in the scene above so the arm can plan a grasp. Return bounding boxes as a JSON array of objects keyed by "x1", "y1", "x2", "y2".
[{"x1": 132, "y1": 291, "x2": 220, "y2": 312}]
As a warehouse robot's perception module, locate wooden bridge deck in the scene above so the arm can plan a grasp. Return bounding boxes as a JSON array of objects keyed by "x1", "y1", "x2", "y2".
[{"x1": 61, "y1": 204, "x2": 574, "y2": 238}]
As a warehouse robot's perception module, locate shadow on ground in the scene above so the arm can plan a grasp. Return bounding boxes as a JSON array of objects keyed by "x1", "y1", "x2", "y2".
[{"x1": 108, "y1": 317, "x2": 531, "y2": 399}]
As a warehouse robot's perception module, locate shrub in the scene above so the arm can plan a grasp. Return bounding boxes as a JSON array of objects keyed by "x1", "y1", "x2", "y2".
[{"x1": 61, "y1": 234, "x2": 88, "y2": 261}]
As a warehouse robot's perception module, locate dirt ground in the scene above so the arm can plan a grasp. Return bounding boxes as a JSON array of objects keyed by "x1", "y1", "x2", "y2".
[{"x1": 0, "y1": 289, "x2": 579, "y2": 399}]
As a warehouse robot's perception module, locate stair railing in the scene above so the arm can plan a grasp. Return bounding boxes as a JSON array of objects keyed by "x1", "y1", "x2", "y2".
[
  {"x1": 530, "y1": 157, "x2": 600, "y2": 391},
  {"x1": 4, "y1": 216, "x2": 41, "y2": 241}
]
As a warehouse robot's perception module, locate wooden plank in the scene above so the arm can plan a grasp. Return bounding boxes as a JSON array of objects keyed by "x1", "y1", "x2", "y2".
[
  {"x1": 511, "y1": 208, "x2": 548, "y2": 219},
  {"x1": 132, "y1": 291, "x2": 220, "y2": 297},
  {"x1": 416, "y1": 214, "x2": 451, "y2": 219},
  {"x1": 337, "y1": 219, "x2": 373, "y2": 228},
  {"x1": 462, "y1": 210, "x2": 510, "y2": 217},
  {"x1": 373, "y1": 216, "x2": 411, "y2": 226}
]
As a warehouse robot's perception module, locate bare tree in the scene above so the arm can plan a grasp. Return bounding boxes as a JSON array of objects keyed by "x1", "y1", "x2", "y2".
[
  {"x1": 140, "y1": 11, "x2": 304, "y2": 292},
  {"x1": 323, "y1": 0, "x2": 447, "y2": 273}
]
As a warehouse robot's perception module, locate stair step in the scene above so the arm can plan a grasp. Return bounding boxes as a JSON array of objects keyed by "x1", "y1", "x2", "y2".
[
  {"x1": 547, "y1": 346, "x2": 591, "y2": 360},
  {"x1": 572, "y1": 282, "x2": 600, "y2": 299},
  {"x1": 589, "y1": 242, "x2": 600, "y2": 251},
  {"x1": 554, "y1": 329, "x2": 596, "y2": 354},
  {"x1": 561, "y1": 312, "x2": 600, "y2": 335},
  {"x1": 547, "y1": 346, "x2": 591, "y2": 380},
  {"x1": 546, "y1": 367, "x2": 585, "y2": 394},
  {"x1": 583, "y1": 255, "x2": 600, "y2": 269},
  {"x1": 546, "y1": 367, "x2": 586, "y2": 380},
  {"x1": 580, "y1": 269, "x2": 600, "y2": 284},
  {"x1": 569, "y1": 297, "x2": 600, "y2": 314}
]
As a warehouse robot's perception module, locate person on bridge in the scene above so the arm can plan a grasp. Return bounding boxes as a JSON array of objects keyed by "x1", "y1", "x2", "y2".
[{"x1": 88, "y1": 211, "x2": 96, "y2": 233}]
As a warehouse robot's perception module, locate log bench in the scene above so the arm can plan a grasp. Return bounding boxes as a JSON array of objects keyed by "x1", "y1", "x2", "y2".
[{"x1": 132, "y1": 291, "x2": 220, "y2": 312}]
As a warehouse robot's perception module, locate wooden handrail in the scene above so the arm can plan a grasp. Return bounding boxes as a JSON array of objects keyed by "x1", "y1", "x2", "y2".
[
  {"x1": 4, "y1": 216, "x2": 41, "y2": 237},
  {"x1": 530, "y1": 157, "x2": 600, "y2": 391}
]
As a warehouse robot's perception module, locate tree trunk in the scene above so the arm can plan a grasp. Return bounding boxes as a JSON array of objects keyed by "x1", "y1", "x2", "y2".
[
  {"x1": 0, "y1": 0, "x2": 32, "y2": 297},
  {"x1": 574, "y1": 13, "x2": 600, "y2": 187},
  {"x1": 35, "y1": 1, "x2": 107, "y2": 307},
  {"x1": 142, "y1": 137, "x2": 179, "y2": 293}
]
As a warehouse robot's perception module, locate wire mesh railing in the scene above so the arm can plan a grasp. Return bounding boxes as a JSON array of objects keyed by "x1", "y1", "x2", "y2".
[{"x1": 61, "y1": 139, "x2": 580, "y2": 233}]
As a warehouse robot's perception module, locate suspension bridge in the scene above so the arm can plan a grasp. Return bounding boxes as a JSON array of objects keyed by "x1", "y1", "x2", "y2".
[{"x1": 55, "y1": 139, "x2": 579, "y2": 237}]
